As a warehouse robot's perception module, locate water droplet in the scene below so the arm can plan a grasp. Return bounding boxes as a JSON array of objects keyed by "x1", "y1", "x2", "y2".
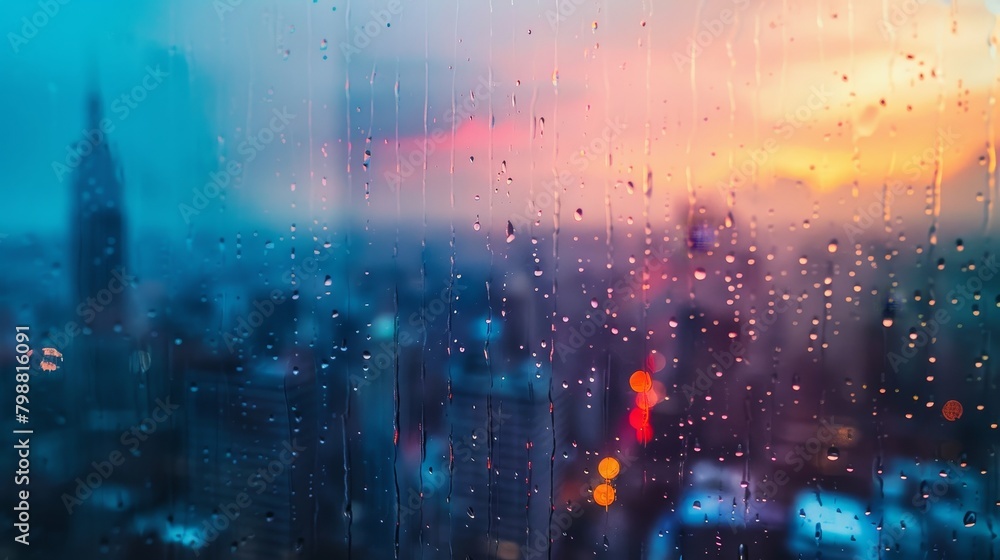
[
  {"x1": 129, "y1": 350, "x2": 151, "y2": 374},
  {"x1": 855, "y1": 104, "x2": 880, "y2": 137},
  {"x1": 964, "y1": 511, "x2": 977, "y2": 527}
]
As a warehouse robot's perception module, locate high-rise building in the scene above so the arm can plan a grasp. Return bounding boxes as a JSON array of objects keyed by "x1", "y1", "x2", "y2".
[
  {"x1": 66, "y1": 89, "x2": 135, "y2": 430},
  {"x1": 50, "y1": 88, "x2": 183, "y2": 556},
  {"x1": 71, "y1": 91, "x2": 127, "y2": 331},
  {"x1": 183, "y1": 350, "x2": 318, "y2": 559}
]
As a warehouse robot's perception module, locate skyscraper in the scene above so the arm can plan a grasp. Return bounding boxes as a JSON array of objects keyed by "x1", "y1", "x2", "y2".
[
  {"x1": 67, "y1": 88, "x2": 133, "y2": 430},
  {"x1": 71, "y1": 90, "x2": 126, "y2": 330}
]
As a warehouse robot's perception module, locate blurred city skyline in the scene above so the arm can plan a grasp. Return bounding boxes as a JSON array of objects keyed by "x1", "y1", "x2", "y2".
[{"x1": 1, "y1": 1, "x2": 998, "y2": 559}]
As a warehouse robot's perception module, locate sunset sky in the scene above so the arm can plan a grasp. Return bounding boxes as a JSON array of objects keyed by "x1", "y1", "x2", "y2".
[{"x1": 2, "y1": 0, "x2": 999, "y2": 238}]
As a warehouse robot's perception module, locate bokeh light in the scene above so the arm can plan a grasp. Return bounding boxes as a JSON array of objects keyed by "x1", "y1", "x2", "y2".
[
  {"x1": 628, "y1": 407, "x2": 649, "y2": 429},
  {"x1": 598, "y1": 457, "x2": 621, "y2": 480},
  {"x1": 629, "y1": 370, "x2": 652, "y2": 393},
  {"x1": 594, "y1": 483, "x2": 616, "y2": 507},
  {"x1": 635, "y1": 389, "x2": 659, "y2": 410},
  {"x1": 645, "y1": 352, "x2": 666, "y2": 373}
]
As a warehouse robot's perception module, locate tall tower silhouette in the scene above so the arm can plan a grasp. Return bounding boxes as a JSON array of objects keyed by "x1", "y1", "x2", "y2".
[
  {"x1": 71, "y1": 89, "x2": 127, "y2": 332},
  {"x1": 67, "y1": 87, "x2": 133, "y2": 431}
]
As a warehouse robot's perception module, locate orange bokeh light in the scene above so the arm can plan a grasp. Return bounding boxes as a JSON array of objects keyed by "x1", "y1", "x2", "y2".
[
  {"x1": 628, "y1": 370, "x2": 653, "y2": 393},
  {"x1": 597, "y1": 457, "x2": 621, "y2": 480},
  {"x1": 629, "y1": 370, "x2": 652, "y2": 393},
  {"x1": 594, "y1": 483, "x2": 616, "y2": 507}
]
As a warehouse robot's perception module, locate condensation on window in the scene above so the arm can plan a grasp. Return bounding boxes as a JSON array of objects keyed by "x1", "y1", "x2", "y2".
[{"x1": 1, "y1": 0, "x2": 999, "y2": 559}]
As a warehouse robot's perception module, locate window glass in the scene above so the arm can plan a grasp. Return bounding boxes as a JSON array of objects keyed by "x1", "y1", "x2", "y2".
[{"x1": 1, "y1": 1, "x2": 998, "y2": 558}]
